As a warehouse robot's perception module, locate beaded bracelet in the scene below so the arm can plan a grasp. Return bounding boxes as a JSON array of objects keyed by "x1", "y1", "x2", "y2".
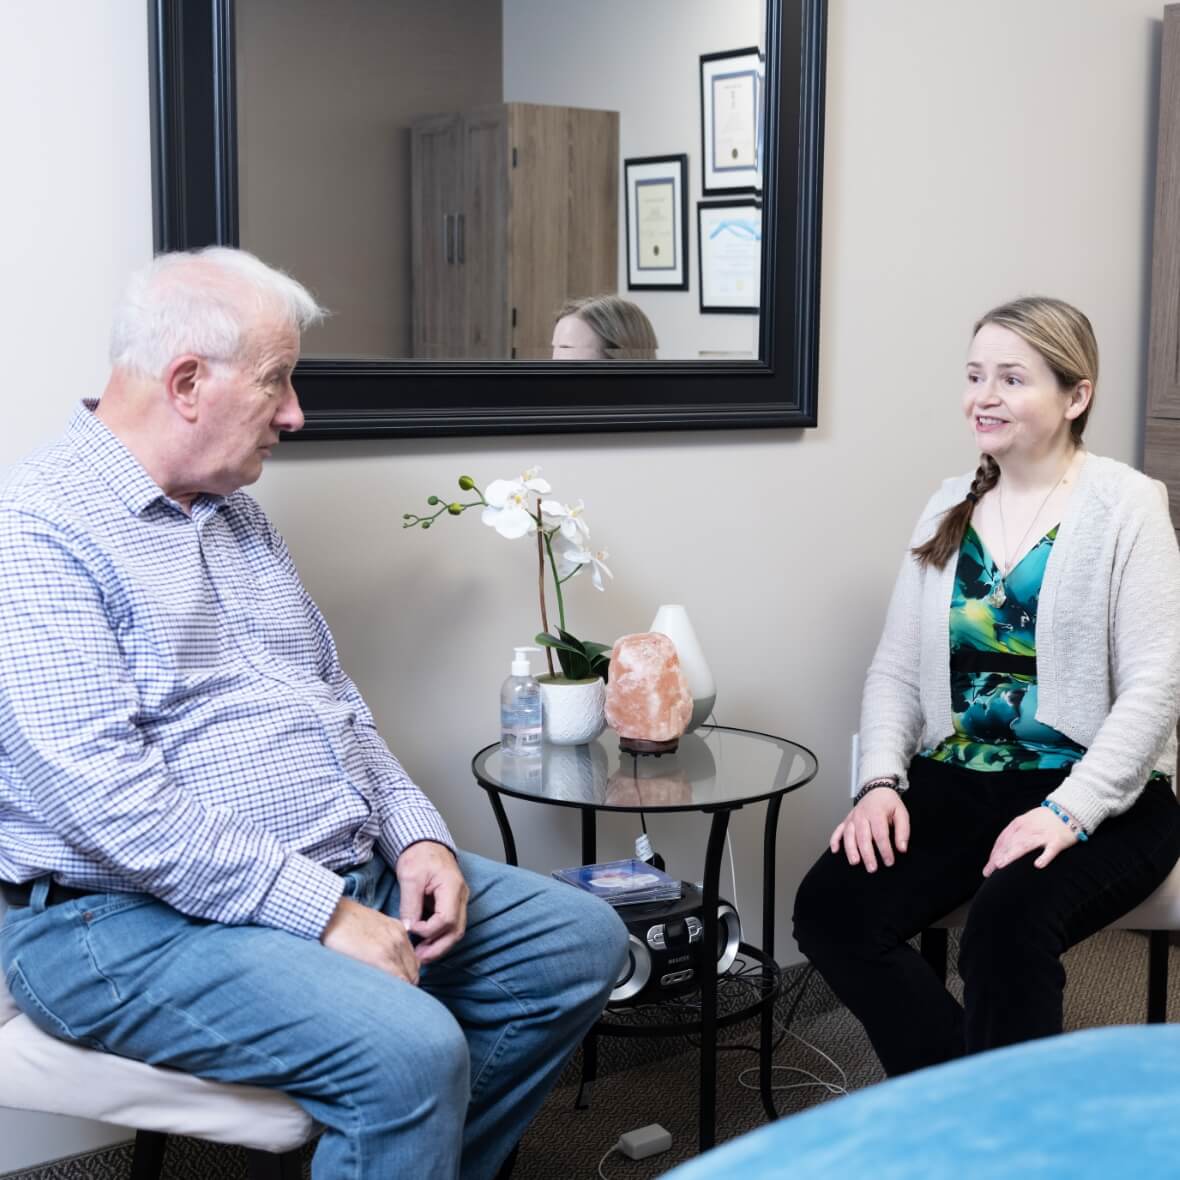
[
  {"x1": 1041, "y1": 799, "x2": 1089, "y2": 842},
  {"x1": 853, "y1": 777, "x2": 903, "y2": 806}
]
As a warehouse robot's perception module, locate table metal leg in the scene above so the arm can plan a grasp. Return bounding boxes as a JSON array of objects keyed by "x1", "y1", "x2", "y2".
[
  {"x1": 487, "y1": 789, "x2": 518, "y2": 867},
  {"x1": 577, "y1": 807, "x2": 599, "y2": 1108},
  {"x1": 699, "y1": 807, "x2": 732, "y2": 1152},
  {"x1": 759, "y1": 792, "x2": 784, "y2": 1121}
]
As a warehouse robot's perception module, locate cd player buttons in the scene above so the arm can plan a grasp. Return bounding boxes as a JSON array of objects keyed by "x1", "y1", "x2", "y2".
[
  {"x1": 660, "y1": 969, "x2": 694, "y2": 986},
  {"x1": 646, "y1": 925, "x2": 666, "y2": 951},
  {"x1": 686, "y1": 917, "x2": 703, "y2": 942}
]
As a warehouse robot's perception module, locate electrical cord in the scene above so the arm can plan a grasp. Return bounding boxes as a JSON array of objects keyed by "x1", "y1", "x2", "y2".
[{"x1": 597, "y1": 1144, "x2": 620, "y2": 1179}]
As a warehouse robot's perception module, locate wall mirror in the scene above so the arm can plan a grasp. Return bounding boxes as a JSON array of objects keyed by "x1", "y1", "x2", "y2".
[{"x1": 149, "y1": 0, "x2": 826, "y2": 438}]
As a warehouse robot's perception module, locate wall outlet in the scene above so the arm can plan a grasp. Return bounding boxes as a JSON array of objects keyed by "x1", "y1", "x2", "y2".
[{"x1": 850, "y1": 732, "x2": 859, "y2": 797}]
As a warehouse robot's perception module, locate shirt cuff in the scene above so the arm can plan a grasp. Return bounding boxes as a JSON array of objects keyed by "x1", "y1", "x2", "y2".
[
  {"x1": 254, "y1": 852, "x2": 345, "y2": 940},
  {"x1": 379, "y1": 807, "x2": 457, "y2": 865}
]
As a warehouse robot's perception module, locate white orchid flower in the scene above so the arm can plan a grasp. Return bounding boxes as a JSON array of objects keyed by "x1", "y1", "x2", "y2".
[
  {"x1": 540, "y1": 498, "x2": 591, "y2": 543},
  {"x1": 481, "y1": 480, "x2": 537, "y2": 539},
  {"x1": 560, "y1": 544, "x2": 613, "y2": 591}
]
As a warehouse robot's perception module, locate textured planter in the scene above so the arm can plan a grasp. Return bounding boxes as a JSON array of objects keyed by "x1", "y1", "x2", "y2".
[{"x1": 538, "y1": 675, "x2": 606, "y2": 745}]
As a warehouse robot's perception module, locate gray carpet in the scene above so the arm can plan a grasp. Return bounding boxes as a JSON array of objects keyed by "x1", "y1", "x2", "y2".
[{"x1": 2, "y1": 930, "x2": 1173, "y2": 1179}]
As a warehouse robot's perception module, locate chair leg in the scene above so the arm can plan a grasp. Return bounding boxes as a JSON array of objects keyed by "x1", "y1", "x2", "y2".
[
  {"x1": 245, "y1": 1148, "x2": 304, "y2": 1180},
  {"x1": 920, "y1": 928, "x2": 949, "y2": 985},
  {"x1": 1148, "y1": 929, "x2": 1169, "y2": 1023},
  {"x1": 129, "y1": 1130, "x2": 168, "y2": 1180}
]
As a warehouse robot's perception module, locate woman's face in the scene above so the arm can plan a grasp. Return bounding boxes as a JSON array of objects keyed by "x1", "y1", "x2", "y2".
[
  {"x1": 551, "y1": 314, "x2": 606, "y2": 359},
  {"x1": 961, "y1": 323, "x2": 1086, "y2": 464}
]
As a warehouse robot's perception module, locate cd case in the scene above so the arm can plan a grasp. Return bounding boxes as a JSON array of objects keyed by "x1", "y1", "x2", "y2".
[{"x1": 552, "y1": 857, "x2": 682, "y2": 907}]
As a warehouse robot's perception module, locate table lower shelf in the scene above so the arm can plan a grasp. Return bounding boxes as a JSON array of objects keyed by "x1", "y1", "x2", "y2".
[{"x1": 592, "y1": 943, "x2": 780, "y2": 1038}]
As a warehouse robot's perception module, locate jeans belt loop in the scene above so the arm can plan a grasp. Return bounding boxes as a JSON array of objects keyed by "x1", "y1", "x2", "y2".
[{"x1": 28, "y1": 877, "x2": 51, "y2": 914}]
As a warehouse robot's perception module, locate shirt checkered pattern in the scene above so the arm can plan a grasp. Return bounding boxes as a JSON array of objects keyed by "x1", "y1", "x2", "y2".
[{"x1": 0, "y1": 403, "x2": 454, "y2": 939}]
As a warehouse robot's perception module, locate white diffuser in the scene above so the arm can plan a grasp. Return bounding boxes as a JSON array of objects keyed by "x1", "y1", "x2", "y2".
[{"x1": 649, "y1": 604, "x2": 716, "y2": 731}]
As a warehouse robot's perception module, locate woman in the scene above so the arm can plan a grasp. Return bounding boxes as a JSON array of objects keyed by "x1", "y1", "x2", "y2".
[
  {"x1": 551, "y1": 294, "x2": 658, "y2": 359},
  {"x1": 793, "y1": 296, "x2": 1180, "y2": 1077}
]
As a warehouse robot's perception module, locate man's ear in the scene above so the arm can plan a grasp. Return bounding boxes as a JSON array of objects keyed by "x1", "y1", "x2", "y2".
[
  {"x1": 162, "y1": 354, "x2": 203, "y2": 422},
  {"x1": 1064, "y1": 379, "x2": 1093, "y2": 422}
]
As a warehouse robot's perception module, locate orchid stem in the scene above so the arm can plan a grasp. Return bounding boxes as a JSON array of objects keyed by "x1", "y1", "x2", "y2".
[
  {"x1": 543, "y1": 532, "x2": 567, "y2": 632},
  {"x1": 534, "y1": 503, "x2": 555, "y2": 675}
]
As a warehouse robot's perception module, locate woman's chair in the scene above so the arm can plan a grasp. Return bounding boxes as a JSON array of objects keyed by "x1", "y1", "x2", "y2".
[
  {"x1": 0, "y1": 897, "x2": 315, "y2": 1179},
  {"x1": 920, "y1": 858, "x2": 1180, "y2": 1022}
]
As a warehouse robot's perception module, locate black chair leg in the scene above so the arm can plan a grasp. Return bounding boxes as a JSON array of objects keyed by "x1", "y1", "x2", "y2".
[
  {"x1": 920, "y1": 928, "x2": 949, "y2": 985},
  {"x1": 1148, "y1": 929, "x2": 1169, "y2": 1023},
  {"x1": 129, "y1": 1130, "x2": 168, "y2": 1180},
  {"x1": 245, "y1": 1148, "x2": 304, "y2": 1180}
]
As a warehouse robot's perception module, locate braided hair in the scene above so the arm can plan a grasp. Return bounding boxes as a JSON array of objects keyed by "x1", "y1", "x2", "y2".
[{"x1": 910, "y1": 455, "x2": 1000, "y2": 569}]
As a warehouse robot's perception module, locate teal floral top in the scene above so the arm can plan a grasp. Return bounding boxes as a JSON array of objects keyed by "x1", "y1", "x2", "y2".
[{"x1": 923, "y1": 524, "x2": 1085, "y2": 772}]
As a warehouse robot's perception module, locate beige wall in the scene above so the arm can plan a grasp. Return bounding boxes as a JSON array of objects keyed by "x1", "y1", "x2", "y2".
[
  {"x1": 236, "y1": 0, "x2": 503, "y2": 357},
  {"x1": 0, "y1": 0, "x2": 1165, "y2": 1170}
]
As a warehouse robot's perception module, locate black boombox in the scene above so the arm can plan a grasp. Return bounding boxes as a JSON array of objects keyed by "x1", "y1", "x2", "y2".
[{"x1": 609, "y1": 884, "x2": 742, "y2": 1007}]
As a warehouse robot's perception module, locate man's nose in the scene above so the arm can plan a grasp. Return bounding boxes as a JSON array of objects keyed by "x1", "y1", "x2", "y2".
[{"x1": 276, "y1": 384, "x2": 305, "y2": 433}]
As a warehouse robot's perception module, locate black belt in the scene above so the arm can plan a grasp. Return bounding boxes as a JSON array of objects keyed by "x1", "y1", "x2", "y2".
[
  {"x1": 0, "y1": 879, "x2": 102, "y2": 908},
  {"x1": 950, "y1": 648, "x2": 1037, "y2": 675}
]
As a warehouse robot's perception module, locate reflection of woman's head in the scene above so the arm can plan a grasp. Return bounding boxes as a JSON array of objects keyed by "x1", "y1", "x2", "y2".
[
  {"x1": 971, "y1": 296, "x2": 1098, "y2": 444},
  {"x1": 552, "y1": 295, "x2": 659, "y2": 360}
]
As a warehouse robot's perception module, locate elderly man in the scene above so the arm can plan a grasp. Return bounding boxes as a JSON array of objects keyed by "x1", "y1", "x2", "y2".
[{"x1": 0, "y1": 248, "x2": 627, "y2": 1179}]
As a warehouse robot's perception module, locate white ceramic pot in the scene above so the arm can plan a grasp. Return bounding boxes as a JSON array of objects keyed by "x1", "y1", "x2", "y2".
[
  {"x1": 649, "y1": 604, "x2": 716, "y2": 731},
  {"x1": 538, "y1": 675, "x2": 607, "y2": 745}
]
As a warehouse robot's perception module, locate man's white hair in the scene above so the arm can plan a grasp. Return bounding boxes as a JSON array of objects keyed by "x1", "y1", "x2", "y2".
[{"x1": 109, "y1": 247, "x2": 326, "y2": 378}]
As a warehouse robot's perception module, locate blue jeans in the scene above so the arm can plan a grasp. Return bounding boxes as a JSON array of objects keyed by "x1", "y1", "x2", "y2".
[{"x1": 0, "y1": 851, "x2": 628, "y2": 1179}]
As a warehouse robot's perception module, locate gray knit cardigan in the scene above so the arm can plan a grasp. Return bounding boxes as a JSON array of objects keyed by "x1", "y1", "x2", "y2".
[{"x1": 858, "y1": 453, "x2": 1180, "y2": 834}]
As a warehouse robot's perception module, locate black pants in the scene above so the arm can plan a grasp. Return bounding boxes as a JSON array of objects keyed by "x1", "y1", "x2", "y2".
[{"x1": 793, "y1": 756, "x2": 1180, "y2": 1076}]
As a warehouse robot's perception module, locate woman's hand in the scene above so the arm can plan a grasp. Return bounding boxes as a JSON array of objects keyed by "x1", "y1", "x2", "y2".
[
  {"x1": 982, "y1": 807, "x2": 1077, "y2": 877},
  {"x1": 830, "y1": 787, "x2": 910, "y2": 872}
]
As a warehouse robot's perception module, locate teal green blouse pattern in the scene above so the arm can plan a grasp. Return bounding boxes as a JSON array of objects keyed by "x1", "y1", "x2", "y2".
[{"x1": 924, "y1": 525, "x2": 1085, "y2": 772}]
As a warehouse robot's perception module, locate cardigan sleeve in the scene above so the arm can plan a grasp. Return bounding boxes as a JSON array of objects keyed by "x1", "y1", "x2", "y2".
[
  {"x1": 857, "y1": 486, "x2": 952, "y2": 789},
  {"x1": 1048, "y1": 481, "x2": 1180, "y2": 832}
]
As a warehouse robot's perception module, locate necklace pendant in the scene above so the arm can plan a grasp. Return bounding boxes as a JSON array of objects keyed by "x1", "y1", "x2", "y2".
[{"x1": 987, "y1": 580, "x2": 1007, "y2": 608}]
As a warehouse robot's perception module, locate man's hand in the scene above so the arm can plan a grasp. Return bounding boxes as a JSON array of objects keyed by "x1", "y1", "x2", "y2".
[
  {"x1": 830, "y1": 787, "x2": 910, "y2": 872},
  {"x1": 983, "y1": 807, "x2": 1077, "y2": 877},
  {"x1": 321, "y1": 897, "x2": 420, "y2": 984},
  {"x1": 397, "y1": 841, "x2": 469, "y2": 964}
]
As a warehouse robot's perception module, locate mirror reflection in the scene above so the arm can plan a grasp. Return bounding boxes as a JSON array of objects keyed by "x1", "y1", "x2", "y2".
[{"x1": 235, "y1": 0, "x2": 764, "y2": 362}]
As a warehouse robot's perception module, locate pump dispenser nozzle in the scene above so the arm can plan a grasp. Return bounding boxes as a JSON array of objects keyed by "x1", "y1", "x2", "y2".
[{"x1": 511, "y1": 645, "x2": 540, "y2": 676}]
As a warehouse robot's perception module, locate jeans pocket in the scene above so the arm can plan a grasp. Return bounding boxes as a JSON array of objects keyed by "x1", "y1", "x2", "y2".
[
  {"x1": 5, "y1": 959, "x2": 106, "y2": 1049},
  {"x1": 77, "y1": 893, "x2": 157, "y2": 924}
]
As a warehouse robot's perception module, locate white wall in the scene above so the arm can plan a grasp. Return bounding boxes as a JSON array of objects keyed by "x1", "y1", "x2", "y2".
[
  {"x1": 504, "y1": 0, "x2": 763, "y2": 358},
  {"x1": 0, "y1": 0, "x2": 1164, "y2": 1171}
]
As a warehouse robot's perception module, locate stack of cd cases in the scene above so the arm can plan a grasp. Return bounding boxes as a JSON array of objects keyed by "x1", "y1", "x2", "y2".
[{"x1": 552, "y1": 857, "x2": 682, "y2": 907}]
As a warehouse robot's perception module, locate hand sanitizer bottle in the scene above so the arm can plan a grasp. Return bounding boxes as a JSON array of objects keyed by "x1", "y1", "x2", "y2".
[{"x1": 501, "y1": 646, "x2": 542, "y2": 756}]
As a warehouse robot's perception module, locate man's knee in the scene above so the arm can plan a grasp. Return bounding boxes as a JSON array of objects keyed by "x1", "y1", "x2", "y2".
[{"x1": 546, "y1": 886, "x2": 629, "y2": 998}]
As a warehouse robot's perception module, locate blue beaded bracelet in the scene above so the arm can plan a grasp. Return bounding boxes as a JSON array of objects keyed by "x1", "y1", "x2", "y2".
[{"x1": 1041, "y1": 799, "x2": 1089, "y2": 842}]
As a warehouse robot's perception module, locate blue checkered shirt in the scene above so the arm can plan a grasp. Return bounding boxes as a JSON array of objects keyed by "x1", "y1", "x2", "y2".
[{"x1": 0, "y1": 404, "x2": 454, "y2": 939}]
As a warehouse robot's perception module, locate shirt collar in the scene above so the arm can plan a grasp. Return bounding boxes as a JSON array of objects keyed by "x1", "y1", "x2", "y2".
[{"x1": 68, "y1": 400, "x2": 226, "y2": 518}]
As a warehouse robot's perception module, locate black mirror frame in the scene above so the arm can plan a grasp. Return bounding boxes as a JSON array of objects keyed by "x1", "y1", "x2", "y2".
[{"x1": 148, "y1": 0, "x2": 826, "y2": 440}]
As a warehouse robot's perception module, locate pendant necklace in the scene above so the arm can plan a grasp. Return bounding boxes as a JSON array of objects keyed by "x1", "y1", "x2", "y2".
[{"x1": 987, "y1": 460, "x2": 1073, "y2": 609}]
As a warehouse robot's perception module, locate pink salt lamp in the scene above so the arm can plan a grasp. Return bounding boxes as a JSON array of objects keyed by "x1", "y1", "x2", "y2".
[{"x1": 604, "y1": 632, "x2": 693, "y2": 754}]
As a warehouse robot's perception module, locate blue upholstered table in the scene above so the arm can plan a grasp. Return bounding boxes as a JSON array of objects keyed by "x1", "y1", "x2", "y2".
[{"x1": 661, "y1": 1025, "x2": 1180, "y2": 1179}]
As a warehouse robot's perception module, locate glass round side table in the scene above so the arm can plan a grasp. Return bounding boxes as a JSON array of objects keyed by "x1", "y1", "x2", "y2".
[{"x1": 471, "y1": 725, "x2": 818, "y2": 1152}]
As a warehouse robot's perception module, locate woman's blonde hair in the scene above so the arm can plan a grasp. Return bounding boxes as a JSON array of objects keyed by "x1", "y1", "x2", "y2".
[
  {"x1": 556, "y1": 295, "x2": 658, "y2": 359},
  {"x1": 912, "y1": 296, "x2": 1099, "y2": 569}
]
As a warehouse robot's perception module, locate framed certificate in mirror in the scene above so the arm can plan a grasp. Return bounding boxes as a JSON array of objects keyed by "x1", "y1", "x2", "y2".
[
  {"x1": 700, "y1": 48, "x2": 764, "y2": 196},
  {"x1": 624, "y1": 155, "x2": 689, "y2": 291}
]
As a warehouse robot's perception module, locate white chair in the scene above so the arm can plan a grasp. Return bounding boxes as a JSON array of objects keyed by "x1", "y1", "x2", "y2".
[
  {"x1": 0, "y1": 895, "x2": 316, "y2": 1179},
  {"x1": 920, "y1": 859, "x2": 1180, "y2": 1023}
]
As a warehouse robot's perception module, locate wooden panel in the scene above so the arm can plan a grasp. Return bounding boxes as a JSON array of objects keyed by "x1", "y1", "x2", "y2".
[
  {"x1": 410, "y1": 114, "x2": 463, "y2": 359},
  {"x1": 507, "y1": 104, "x2": 573, "y2": 359},
  {"x1": 566, "y1": 108, "x2": 619, "y2": 301},
  {"x1": 1144, "y1": 415, "x2": 1180, "y2": 528},
  {"x1": 1148, "y1": 6, "x2": 1180, "y2": 418},
  {"x1": 462, "y1": 107, "x2": 510, "y2": 358}
]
